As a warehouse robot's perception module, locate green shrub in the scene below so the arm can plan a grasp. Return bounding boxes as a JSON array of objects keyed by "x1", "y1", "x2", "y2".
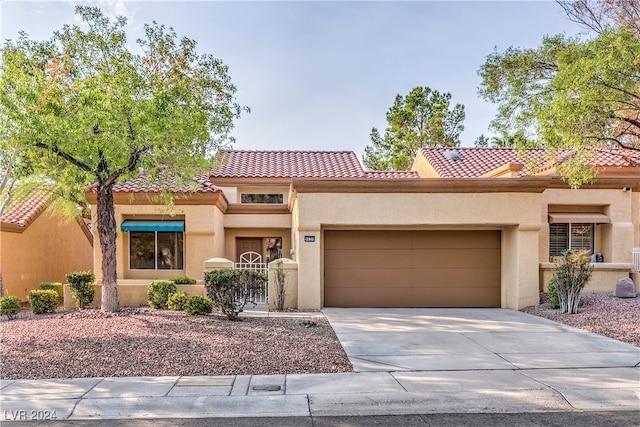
[
  {"x1": 147, "y1": 280, "x2": 178, "y2": 309},
  {"x1": 172, "y1": 276, "x2": 197, "y2": 285},
  {"x1": 184, "y1": 295, "x2": 213, "y2": 316},
  {"x1": 0, "y1": 295, "x2": 22, "y2": 320},
  {"x1": 39, "y1": 282, "x2": 64, "y2": 303},
  {"x1": 167, "y1": 291, "x2": 190, "y2": 311},
  {"x1": 28, "y1": 290, "x2": 59, "y2": 314},
  {"x1": 204, "y1": 269, "x2": 267, "y2": 320},
  {"x1": 547, "y1": 279, "x2": 560, "y2": 309},
  {"x1": 66, "y1": 271, "x2": 96, "y2": 309},
  {"x1": 552, "y1": 251, "x2": 593, "y2": 314}
]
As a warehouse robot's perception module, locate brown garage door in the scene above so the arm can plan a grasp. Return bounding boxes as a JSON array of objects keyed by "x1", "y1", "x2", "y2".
[{"x1": 324, "y1": 230, "x2": 501, "y2": 307}]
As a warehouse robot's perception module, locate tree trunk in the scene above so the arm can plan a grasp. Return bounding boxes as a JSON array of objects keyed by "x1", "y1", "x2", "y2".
[{"x1": 96, "y1": 182, "x2": 119, "y2": 312}]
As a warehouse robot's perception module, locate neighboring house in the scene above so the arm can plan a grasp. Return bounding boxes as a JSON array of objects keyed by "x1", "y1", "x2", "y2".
[
  {"x1": 85, "y1": 148, "x2": 640, "y2": 310},
  {"x1": 1, "y1": 189, "x2": 93, "y2": 300}
]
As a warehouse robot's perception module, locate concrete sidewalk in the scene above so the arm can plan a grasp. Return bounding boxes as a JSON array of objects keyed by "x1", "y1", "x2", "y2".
[
  {"x1": 1, "y1": 367, "x2": 639, "y2": 421},
  {"x1": 1, "y1": 308, "x2": 639, "y2": 422}
]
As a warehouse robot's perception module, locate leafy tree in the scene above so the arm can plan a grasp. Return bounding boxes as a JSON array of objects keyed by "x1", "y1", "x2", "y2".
[
  {"x1": 363, "y1": 86, "x2": 465, "y2": 170},
  {"x1": 473, "y1": 134, "x2": 490, "y2": 148},
  {"x1": 478, "y1": 2, "x2": 640, "y2": 187},
  {"x1": 558, "y1": 0, "x2": 639, "y2": 36},
  {"x1": 474, "y1": 131, "x2": 534, "y2": 149},
  {"x1": 0, "y1": 7, "x2": 245, "y2": 311}
]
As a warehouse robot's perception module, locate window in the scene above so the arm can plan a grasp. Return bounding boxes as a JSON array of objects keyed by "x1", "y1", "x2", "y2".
[
  {"x1": 122, "y1": 220, "x2": 184, "y2": 270},
  {"x1": 241, "y1": 193, "x2": 284, "y2": 204},
  {"x1": 549, "y1": 223, "x2": 594, "y2": 258}
]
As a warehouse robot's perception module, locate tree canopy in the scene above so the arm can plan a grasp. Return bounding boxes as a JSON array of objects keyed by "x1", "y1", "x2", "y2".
[
  {"x1": 0, "y1": 6, "x2": 245, "y2": 310},
  {"x1": 363, "y1": 86, "x2": 465, "y2": 171},
  {"x1": 478, "y1": 0, "x2": 639, "y2": 186}
]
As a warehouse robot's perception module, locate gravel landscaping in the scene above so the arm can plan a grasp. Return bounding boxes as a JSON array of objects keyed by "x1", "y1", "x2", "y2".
[
  {"x1": 521, "y1": 292, "x2": 640, "y2": 347},
  {"x1": 2, "y1": 292, "x2": 637, "y2": 380},
  {"x1": 0, "y1": 308, "x2": 353, "y2": 380}
]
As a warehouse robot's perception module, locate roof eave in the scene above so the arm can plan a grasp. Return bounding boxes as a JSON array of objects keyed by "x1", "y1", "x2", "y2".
[
  {"x1": 210, "y1": 177, "x2": 293, "y2": 186},
  {"x1": 291, "y1": 177, "x2": 552, "y2": 193},
  {"x1": 85, "y1": 189, "x2": 228, "y2": 210}
]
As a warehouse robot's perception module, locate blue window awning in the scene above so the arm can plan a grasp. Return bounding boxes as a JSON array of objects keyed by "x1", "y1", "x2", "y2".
[{"x1": 120, "y1": 220, "x2": 184, "y2": 232}]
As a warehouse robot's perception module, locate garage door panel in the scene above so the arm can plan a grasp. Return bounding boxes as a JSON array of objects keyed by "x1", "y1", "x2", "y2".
[
  {"x1": 409, "y1": 268, "x2": 501, "y2": 288},
  {"x1": 325, "y1": 268, "x2": 417, "y2": 288},
  {"x1": 325, "y1": 249, "x2": 415, "y2": 269},
  {"x1": 324, "y1": 287, "x2": 416, "y2": 307},
  {"x1": 324, "y1": 268, "x2": 501, "y2": 289},
  {"x1": 324, "y1": 230, "x2": 501, "y2": 308},
  {"x1": 409, "y1": 248, "x2": 501, "y2": 269},
  {"x1": 325, "y1": 286, "x2": 500, "y2": 308},
  {"x1": 324, "y1": 231, "x2": 411, "y2": 250},
  {"x1": 325, "y1": 248, "x2": 501, "y2": 270},
  {"x1": 410, "y1": 230, "x2": 500, "y2": 249}
]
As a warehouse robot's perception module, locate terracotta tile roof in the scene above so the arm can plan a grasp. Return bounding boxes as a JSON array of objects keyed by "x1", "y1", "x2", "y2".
[
  {"x1": 365, "y1": 170, "x2": 420, "y2": 179},
  {"x1": 419, "y1": 147, "x2": 640, "y2": 178},
  {"x1": 591, "y1": 148, "x2": 640, "y2": 167},
  {"x1": 211, "y1": 150, "x2": 366, "y2": 178},
  {"x1": 419, "y1": 147, "x2": 550, "y2": 178},
  {"x1": 1, "y1": 188, "x2": 52, "y2": 228},
  {"x1": 108, "y1": 173, "x2": 222, "y2": 193}
]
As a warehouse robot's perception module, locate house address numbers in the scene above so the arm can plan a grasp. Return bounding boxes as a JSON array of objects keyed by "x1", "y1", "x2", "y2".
[{"x1": 304, "y1": 235, "x2": 316, "y2": 242}]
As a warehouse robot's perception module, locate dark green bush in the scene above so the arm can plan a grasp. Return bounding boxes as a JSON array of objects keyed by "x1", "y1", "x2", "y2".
[
  {"x1": 66, "y1": 271, "x2": 96, "y2": 308},
  {"x1": 39, "y1": 282, "x2": 64, "y2": 303},
  {"x1": 547, "y1": 279, "x2": 560, "y2": 309},
  {"x1": 167, "y1": 291, "x2": 190, "y2": 311},
  {"x1": 204, "y1": 269, "x2": 267, "y2": 320},
  {"x1": 147, "y1": 280, "x2": 178, "y2": 309},
  {"x1": 172, "y1": 276, "x2": 197, "y2": 285},
  {"x1": 0, "y1": 295, "x2": 22, "y2": 320},
  {"x1": 184, "y1": 295, "x2": 213, "y2": 316},
  {"x1": 28, "y1": 290, "x2": 59, "y2": 314}
]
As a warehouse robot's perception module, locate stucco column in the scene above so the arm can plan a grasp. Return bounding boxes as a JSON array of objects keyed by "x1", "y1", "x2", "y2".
[
  {"x1": 505, "y1": 223, "x2": 541, "y2": 310},
  {"x1": 611, "y1": 222, "x2": 634, "y2": 263},
  {"x1": 296, "y1": 229, "x2": 322, "y2": 309},
  {"x1": 203, "y1": 258, "x2": 234, "y2": 272},
  {"x1": 268, "y1": 258, "x2": 298, "y2": 309}
]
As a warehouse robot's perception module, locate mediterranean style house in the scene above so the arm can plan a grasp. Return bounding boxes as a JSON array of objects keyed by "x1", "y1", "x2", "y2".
[
  {"x1": 1, "y1": 188, "x2": 93, "y2": 300},
  {"x1": 85, "y1": 147, "x2": 640, "y2": 310}
]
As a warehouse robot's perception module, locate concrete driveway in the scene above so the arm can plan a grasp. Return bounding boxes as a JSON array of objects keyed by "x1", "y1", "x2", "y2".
[{"x1": 322, "y1": 308, "x2": 640, "y2": 372}]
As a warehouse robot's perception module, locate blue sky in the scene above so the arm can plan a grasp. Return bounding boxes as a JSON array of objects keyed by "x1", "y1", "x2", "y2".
[{"x1": 1, "y1": 1, "x2": 585, "y2": 162}]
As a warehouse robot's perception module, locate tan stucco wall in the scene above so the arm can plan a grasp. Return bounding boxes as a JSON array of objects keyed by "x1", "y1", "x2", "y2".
[
  {"x1": 293, "y1": 191, "x2": 543, "y2": 310},
  {"x1": 267, "y1": 258, "x2": 298, "y2": 309},
  {"x1": 2, "y1": 211, "x2": 92, "y2": 300},
  {"x1": 92, "y1": 204, "x2": 222, "y2": 282},
  {"x1": 63, "y1": 283, "x2": 204, "y2": 309},
  {"x1": 540, "y1": 263, "x2": 635, "y2": 294},
  {"x1": 538, "y1": 188, "x2": 635, "y2": 291},
  {"x1": 540, "y1": 188, "x2": 634, "y2": 264},
  {"x1": 223, "y1": 213, "x2": 291, "y2": 229},
  {"x1": 411, "y1": 151, "x2": 441, "y2": 178},
  {"x1": 290, "y1": 197, "x2": 300, "y2": 263}
]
